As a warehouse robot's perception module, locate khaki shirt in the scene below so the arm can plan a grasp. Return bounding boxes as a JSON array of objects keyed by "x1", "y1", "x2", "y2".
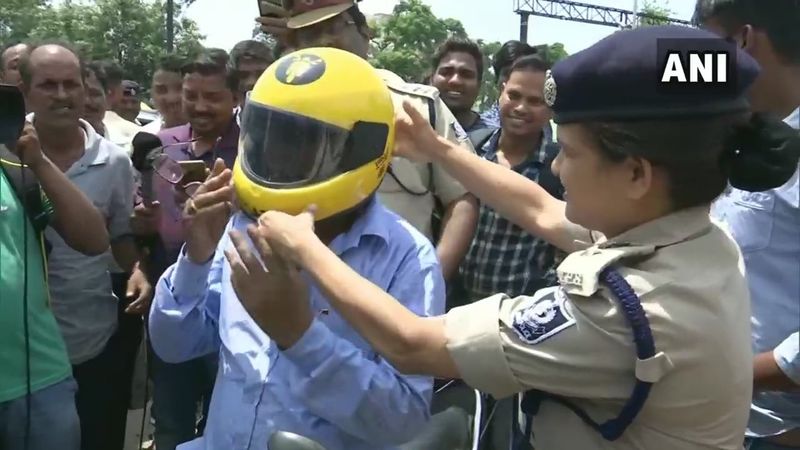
[
  {"x1": 103, "y1": 110, "x2": 141, "y2": 155},
  {"x1": 376, "y1": 69, "x2": 474, "y2": 240},
  {"x1": 446, "y1": 207, "x2": 753, "y2": 449}
]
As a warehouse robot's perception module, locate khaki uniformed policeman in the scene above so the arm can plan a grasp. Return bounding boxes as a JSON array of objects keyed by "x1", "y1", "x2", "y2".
[
  {"x1": 277, "y1": 0, "x2": 478, "y2": 279},
  {"x1": 251, "y1": 25, "x2": 800, "y2": 450}
]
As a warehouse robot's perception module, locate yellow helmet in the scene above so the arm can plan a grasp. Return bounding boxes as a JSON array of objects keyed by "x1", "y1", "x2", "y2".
[{"x1": 233, "y1": 47, "x2": 394, "y2": 221}]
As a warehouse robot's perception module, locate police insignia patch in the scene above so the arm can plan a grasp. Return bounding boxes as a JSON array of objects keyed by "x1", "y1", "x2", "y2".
[
  {"x1": 543, "y1": 69, "x2": 557, "y2": 107},
  {"x1": 511, "y1": 287, "x2": 575, "y2": 345}
]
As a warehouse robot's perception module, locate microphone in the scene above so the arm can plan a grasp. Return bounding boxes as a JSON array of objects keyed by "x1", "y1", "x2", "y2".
[{"x1": 131, "y1": 132, "x2": 163, "y2": 206}]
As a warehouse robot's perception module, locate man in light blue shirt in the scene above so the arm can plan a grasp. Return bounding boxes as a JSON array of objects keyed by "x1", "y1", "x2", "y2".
[
  {"x1": 149, "y1": 169, "x2": 444, "y2": 449},
  {"x1": 695, "y1": 1, "x2": 800, "y2": 448}
]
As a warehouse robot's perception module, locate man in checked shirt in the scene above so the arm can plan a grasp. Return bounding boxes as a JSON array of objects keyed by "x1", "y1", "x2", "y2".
[
  {"x1": 457, "y1": 51, "x2": 565, "y2": 450},
  {"x1": 460, "y1": 54, "x2": 564, "y2": 304}
]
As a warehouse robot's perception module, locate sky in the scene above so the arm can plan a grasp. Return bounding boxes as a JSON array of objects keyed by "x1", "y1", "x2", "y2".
[{"x1": 186, "y1": 0, "x2": 699, "y2": 54}]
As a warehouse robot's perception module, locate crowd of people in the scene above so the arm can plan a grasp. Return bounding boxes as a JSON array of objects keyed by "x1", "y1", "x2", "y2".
[{"x1": 0, "y1": 0, "x2": 797, "y2": 450}]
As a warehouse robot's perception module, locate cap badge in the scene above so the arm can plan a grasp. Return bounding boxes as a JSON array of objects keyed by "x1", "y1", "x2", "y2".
[{"x1": 544, "y1": 70, "x2": 557, "y2": 107}]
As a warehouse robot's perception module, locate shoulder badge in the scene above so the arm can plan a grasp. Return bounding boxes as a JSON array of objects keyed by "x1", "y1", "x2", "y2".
[
  {"x1": 544, "y1": 70, "x2": 557, "y2": 107},
  {"x1": 511, "y1": 287, "x2": 575, "y2": 345}
]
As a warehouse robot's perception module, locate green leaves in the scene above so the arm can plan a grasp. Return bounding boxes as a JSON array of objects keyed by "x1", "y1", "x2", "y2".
[
  {"x1": 2, "y1": 0, "x2": 204, "y2": 94},
  {"x1": 369, "y1": 0, "x2": 568, "y2": 111}
]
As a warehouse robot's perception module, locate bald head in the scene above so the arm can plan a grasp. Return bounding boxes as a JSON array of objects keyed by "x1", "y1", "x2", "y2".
[
  {"x1": 1, "y1": 43, "x2": 30, "y2": 84},
  {"x1": 20, "y1": 43, "x2": 86, "y2": 129}
]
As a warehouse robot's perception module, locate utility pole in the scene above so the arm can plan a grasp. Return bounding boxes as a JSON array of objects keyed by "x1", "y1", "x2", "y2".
[
  {"x1": 519, "y1": 11, "x2": 531, "y2": 43},
  {"x1": 166, "y1": 0, "x2": 175, "y2": 52}
]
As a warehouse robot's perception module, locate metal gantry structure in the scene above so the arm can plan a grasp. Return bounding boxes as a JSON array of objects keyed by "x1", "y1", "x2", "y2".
[{"x1": 514, "y1": 0, "x2": 692, "y2": 42}]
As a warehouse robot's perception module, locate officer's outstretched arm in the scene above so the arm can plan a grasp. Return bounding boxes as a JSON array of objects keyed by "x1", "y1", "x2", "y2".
[
  {"x1": 295, "y1": 234, "x2": 460, "y2": 379},
  {"x1": 396, "y1": 101, "x2": 579, "y2": 252}
]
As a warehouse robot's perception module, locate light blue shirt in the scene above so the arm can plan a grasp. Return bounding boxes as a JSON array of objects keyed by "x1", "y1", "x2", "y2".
[
  {"x1": 149, "y1": 198, "x2": 445, "y2": 450},
  {"x1": 712, "y1": 108, "x2": 800, "y2": 438}
]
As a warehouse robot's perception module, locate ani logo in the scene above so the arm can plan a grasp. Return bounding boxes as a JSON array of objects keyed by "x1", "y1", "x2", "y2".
[
  {"x1": 543, "y1": 70, "x2": 557, "y2": 107},
  {"x1": 276, "y1": 54, "x2": 326, "y2": 86}
]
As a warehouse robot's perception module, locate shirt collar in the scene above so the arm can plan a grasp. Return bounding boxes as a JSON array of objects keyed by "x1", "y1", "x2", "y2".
[
  {"x1": 329, "y1": 197, "x2": 392, "y2": 255},
  {"x1": 25, "y1": 114, "x2": 108, "y2": 167},
  {"x1": 79, "y1": 118, "x2": 109, "y2": 166},
  {"x1": 594, "y1": 206, "x2": 713, "y2": 249},
  {"x1": 482, "y1": 122, "x2": 554, "y2": 165},
  {"x1": 785, "y1": 108, "x2": 799, "y2": 129}
]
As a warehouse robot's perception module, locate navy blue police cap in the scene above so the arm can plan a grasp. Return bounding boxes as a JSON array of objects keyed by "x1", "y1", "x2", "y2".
[{"x1": 545, "y1": 25, "x2": 761, "y2": 124}]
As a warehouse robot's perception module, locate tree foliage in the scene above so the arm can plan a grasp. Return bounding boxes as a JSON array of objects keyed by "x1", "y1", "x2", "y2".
[
  {"x1": 1, "y1": 0, "x2": 204, "y2": 91},
  {"x1": 369, "y1": 0, "x2": 568, "y2": 111},
  {"x1": 638, "y1": 0, "x2": 674, "y2": 26}
]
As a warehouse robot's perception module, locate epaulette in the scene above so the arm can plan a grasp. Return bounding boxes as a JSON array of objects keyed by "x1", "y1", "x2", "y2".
[{"x1": 378, "y1": 69, "x2": 441, "y2": 101}]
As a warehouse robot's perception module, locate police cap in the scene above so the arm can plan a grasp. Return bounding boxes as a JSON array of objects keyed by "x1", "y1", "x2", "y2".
[{"x1": 546, "y1": 25, "x2": 761, "y2": 124}]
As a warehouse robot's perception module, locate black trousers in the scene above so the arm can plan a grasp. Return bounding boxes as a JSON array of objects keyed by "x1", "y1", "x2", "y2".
[{"x1": 71, "y1": 272, "x2": 144, "y2": 450}]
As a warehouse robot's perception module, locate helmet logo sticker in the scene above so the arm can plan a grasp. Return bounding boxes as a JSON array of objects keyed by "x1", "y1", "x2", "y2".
[{"x1": 276, "y1": 54, "x2": 327, "y2": 86}]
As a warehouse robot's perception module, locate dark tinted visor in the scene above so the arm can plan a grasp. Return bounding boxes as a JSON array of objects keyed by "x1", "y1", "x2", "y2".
[{"x1": 240, "y1": 101, "x2": 389, "y2": 188}]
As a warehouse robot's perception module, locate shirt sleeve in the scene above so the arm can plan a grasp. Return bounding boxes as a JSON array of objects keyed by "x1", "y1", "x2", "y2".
[
  {"x1": 148, "y1": 223, "x2": 230, "y2": 363},
  {"x1": 282, "y1": 242, "x2": 445, "y2": 446},
  {"x1": 445, "y1": 287, "x2": 636, "y2": 400},
  {"x1": 108, "y1": 154, "x2": 135, "y2": 241},
  {"x1": 774, "y1": 331, "x2": 800, "y2": 385}
]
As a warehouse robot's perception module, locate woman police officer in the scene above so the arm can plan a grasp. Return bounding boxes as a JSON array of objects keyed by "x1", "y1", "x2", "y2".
[{"x1": 236, "y1": 25, "x2": 800, "y2": 449}]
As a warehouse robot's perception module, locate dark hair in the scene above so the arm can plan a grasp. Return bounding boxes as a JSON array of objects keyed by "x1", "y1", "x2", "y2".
[
  {"x1": 205, "y1": 48, "x2": 230, "y2": 67},
  {"x1": 181, "y1": 51, "x2": 239, "y2": 92},
  {"x1": 345, "y1": 5, "x2": 369, "y2": 31},
  {"x1": 431, "y1": 38, "x2": 484, "y2": 82},
  {"x1": 509, "y1": 54, "x2": 550, "y2": 76},
  {"x1": 155, "y1": 54, "x2": 186, "y2": 75},
  {"x1": 230, "y1": 40, "x2": 274, "y2": 69},
  {"x1": 493, "y1": 40, "x2": 538, "y2": 83},
  {"x1": 96, "y1": 60, "x2": 124, "y2": 89},
  {"x1": 86, "y1": 61, "x2": 109, "y2": 91},
  {"x1": 585, "y1": 112, "x2": 799, "y2": 209},
  {"x1": 273, "y1": 41, "x2": 290, "y2": 60},
  {"x1": 17, "y1": 41, "x2": 87, "y2": 86},
  {"x1": 692, "y1": 0, "x2": 800, "y2": 64}
]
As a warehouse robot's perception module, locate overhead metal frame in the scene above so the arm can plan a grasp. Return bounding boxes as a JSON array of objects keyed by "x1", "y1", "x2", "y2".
[{"x1": 514, "y1": 0, "x2": 691, "y2": 42}]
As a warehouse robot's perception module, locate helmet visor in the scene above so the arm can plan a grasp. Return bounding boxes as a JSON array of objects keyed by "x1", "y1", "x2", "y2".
[{"x1": 240, "y1": 101, "x2": 388, "y2": 188}]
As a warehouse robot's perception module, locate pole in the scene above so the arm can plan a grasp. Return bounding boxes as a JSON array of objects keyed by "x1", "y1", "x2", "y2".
[
  {"x1": 519, "y1": 12, "x2": 530, "y2": 43},
  {"x1": 166, "y1": 0, "x2": 175, "y2": 52}
]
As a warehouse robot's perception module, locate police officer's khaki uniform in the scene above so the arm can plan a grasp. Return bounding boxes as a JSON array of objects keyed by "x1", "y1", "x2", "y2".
[
  {"x1": 445, "y1": 207, "x2": 753, "y2": 449},
  {"x1": 376, "y1": 69, "x2": 474, "y2": 240}
]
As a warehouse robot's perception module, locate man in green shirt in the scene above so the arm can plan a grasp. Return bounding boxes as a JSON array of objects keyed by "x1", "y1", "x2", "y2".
[{"x1": 1, "y1": 118, "x2": 110, "y2": 450}]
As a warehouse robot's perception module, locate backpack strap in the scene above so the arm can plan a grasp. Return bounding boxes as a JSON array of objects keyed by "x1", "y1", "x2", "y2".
[{"x1": 467, "y1": 127, "x2": 496, "y2": 151}]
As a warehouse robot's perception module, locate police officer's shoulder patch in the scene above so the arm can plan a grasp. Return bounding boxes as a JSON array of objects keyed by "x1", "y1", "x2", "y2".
[{"x1": 511, "y1": 286, "x2": 575, "y2": 345}]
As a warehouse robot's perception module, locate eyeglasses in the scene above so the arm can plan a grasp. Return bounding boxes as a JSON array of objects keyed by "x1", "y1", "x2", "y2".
[{"x1": 151, "y1": 138, "x2": 220, "y2": 198}]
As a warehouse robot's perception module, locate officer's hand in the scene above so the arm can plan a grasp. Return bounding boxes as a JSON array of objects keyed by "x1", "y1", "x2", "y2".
[
  {"x1": 183, "y1": 159, "x2": 235, "y2": 264},
  {"x1": 256, "y1": 207, "x2": 319, "y2": 268},
  {"x1": 256, "y1": 3, "x2": 290, "y2": 45},
  {"x1": 225, "y1": 225, "x2": 312, "y2": 349},
  {"x1": 394, "y1": 101, "x2": 446, "y2": 163},
  {"x1": 10, "y1": 122, "x2": 47, "y2": 170},
  {"x1": 131, "y1": 202, "x2": 161, "y2": 236}
]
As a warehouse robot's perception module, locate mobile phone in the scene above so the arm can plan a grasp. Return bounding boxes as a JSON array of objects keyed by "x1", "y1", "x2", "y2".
[
  {"x1": 258, "y1": 0, "x2": 283, "y2": 18},
  {"x1": 0, "y1": 84, "x2": 26, "y2": 145},
  {"x1": 178, "y1": 160, "x2": 208, "y2": 185}
]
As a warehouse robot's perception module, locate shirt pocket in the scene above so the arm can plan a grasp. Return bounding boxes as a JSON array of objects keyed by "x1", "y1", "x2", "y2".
[{"x1": 730, "y1": 191, "x2": 776, "y2": 253}]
